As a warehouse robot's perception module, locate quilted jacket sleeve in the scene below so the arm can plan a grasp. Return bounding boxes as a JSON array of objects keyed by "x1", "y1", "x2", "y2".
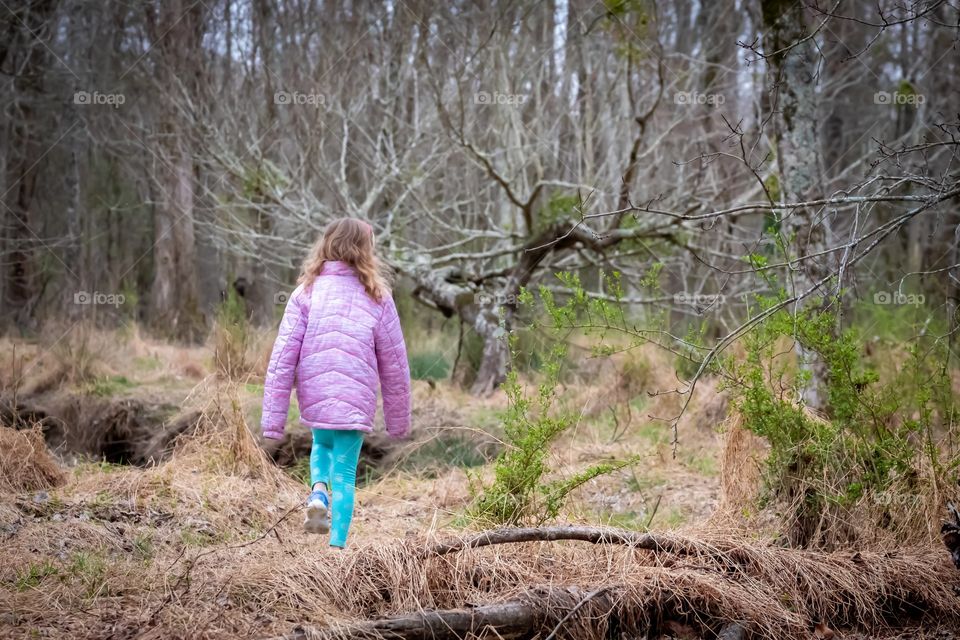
[
  {"x1": 261, "y1": 285, "x2": 308, "y2": 440},
  {"x1": 374, "y1": 294, "x2": 412, "y2": 438}
]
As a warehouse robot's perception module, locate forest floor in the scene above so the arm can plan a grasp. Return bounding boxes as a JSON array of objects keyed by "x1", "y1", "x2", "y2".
[{"x1": 0, "y1": 328, "x2": 958, "y2": 639}]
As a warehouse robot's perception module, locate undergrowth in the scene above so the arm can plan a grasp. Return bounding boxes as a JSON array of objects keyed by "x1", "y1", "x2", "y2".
[
  {"x1": 212, "y1": 288, "x2": 258, "y2": 381},
  {"x1": 524, "y1": 267, "x2": 959, "y2": 546},
  {"x1": 723, "y1": 294, "x2": 959, "y2": 546},
  {"x1": 469, "y1": 293, "x2": 639, "y2": 526}
]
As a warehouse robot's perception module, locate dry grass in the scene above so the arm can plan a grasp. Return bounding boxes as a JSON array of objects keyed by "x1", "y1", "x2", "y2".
[
  {"x1": 1, "y1": 432, "x2": 957, "y2": 639},
  {"x1": 1, "y1": 327, "x2": 958, "y2": 639},
  {"x1": 173, "y1": 380, "x2": 281, "y2": 482},
  {"x1": 0, "y1": 384, "x2": 308, "y2": 639},
  {"x1": 716, "y1": 411, "x2": 768, "y2": 511},
  {"x1": 238, "y1": 528, "x2": 960, "y2": 640},
  {"x1": 0, "y1": 425, "x2": 65, "y2": 493},
  {"x1": 711, "y1": 407, "x2": 960, "y2": 549}
]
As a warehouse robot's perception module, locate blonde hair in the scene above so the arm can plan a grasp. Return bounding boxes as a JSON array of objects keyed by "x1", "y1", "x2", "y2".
[{"x1": 298, "y1": 218, "x2": 389, "y2": 301}]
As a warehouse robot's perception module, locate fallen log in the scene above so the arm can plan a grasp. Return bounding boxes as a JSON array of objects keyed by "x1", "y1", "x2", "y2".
[
  {"x1": 277, "y1": 601, "x2": 538, "y2": 640},
  {"x1": 273, "y1": 586, "x2": 755, "y2": 640}
]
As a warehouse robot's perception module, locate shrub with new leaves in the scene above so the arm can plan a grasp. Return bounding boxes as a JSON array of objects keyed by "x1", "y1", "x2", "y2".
[{"x1": 469, "y1": 286, "x2": 639, "y2": 526}]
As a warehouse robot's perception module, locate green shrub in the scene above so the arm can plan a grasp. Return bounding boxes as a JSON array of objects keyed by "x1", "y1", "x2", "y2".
[
  {"x1": 721, "y1": 295, "x2": 958, "y2": 545},
  {"x1": 522, "y1": 267, "x2": 958, "y2": 546},
  {"x1": 469, "y1": 308, "x2": 639, "y2": 526},
  {"x1": 409, "y1": 351, "x2": 450, "y2": 381}
]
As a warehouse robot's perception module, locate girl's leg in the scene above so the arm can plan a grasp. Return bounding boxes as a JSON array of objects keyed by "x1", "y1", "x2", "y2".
[
  {"x1": 305, "y1": 429, "x2": 334, "y2": 534},
  {"x1": 328, "y1": 429, "x2": 364, "y2": 548},
  {"x1": 310, "y1": 429, "x2": 333, "y2": 491}
]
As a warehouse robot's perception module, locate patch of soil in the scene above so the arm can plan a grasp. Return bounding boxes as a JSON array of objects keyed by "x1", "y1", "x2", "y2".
[{"x1": 1, "y1": 392, "x2": 200, "y2": 466}]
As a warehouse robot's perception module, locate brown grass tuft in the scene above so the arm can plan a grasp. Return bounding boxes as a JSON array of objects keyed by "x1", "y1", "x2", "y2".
[
  {"x1": 238, "y1": 529, "x2": 960, "y2": 640},
  {"x1": 0, "y1": 425, "x2": 65, "y2": 493},
  {"x1": 717, "y1": 411, "x2": 768, "y2": 511},
  {"x1": 172, "y1": 381, "x2": 283, "y2": 483}
]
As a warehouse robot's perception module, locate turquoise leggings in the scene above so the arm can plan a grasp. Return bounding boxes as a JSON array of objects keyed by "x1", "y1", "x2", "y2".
[{"x1": 310, "y1": 428, "x2": 364, "y2": 548}]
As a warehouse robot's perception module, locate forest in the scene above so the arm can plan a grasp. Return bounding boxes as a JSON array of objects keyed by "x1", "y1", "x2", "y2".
[{"x1": 1, "y1": 0, "x2": 960, "y2": 638}]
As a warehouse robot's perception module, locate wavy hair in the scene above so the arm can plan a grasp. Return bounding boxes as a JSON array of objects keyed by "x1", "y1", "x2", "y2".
[{"x1": 298, "y1": 218, "x2": 389, "y2": 301}]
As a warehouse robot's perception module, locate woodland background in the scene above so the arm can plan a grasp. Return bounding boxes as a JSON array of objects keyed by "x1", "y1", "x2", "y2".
[
  {"x1": 3, "y1": 0, "x2": 958, "y2": 392},
  {"x1": 2, "y1": 2, "x2": 960, "y2": 639}
]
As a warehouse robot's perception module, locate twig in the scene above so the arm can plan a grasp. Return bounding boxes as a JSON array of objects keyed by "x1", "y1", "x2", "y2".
[{"x1": 543, "y1": 586, "x2": 610, "y2": 640}]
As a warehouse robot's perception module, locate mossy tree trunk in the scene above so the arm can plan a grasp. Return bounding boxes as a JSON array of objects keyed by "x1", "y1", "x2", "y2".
[{"x1": 762, "y1": 0, "x2": 831, "y2": 413}]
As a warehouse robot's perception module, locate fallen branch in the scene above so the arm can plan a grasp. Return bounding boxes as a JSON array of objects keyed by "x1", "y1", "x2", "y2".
[
  {"x1": 265, "y1": 527, "x2": 960, "y2": 640},
  {"x1": 424, "y1": 525, "x2": 698, "y2": 558}
]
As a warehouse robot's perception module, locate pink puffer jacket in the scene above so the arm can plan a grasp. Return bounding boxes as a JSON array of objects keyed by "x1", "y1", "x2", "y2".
[{"x1": 260, "y1": 260, "x2": 411, "y2": 440}]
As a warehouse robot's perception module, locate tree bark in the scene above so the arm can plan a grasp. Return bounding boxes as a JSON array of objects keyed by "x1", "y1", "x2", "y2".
[
  {"x1": 280, "y1": 601, "x2": 536, "y2": 640},
  {"x1": 151, "y1": 140, "x2": 201, "y2": 339},
  {"x1": 147, "y1": 0, "x2": 205, "y2": 341},
  {"x1": 762, "y1": 1, "x2": 830, "y2": 412}
]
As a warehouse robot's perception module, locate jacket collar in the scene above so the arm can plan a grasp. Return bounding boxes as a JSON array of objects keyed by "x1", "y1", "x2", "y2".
[{"x1": 321, "y1": 260, "x2": 356, "y2": 276}]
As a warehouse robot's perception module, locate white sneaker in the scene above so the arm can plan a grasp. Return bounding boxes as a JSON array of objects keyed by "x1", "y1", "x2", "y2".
[{"x1": 304, "y1": 490, "x2": 330, "y2": 534}]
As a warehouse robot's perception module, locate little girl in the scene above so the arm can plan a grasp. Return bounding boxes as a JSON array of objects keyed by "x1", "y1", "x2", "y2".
[{"x1": 261, "y1": 218, "x2": 411, "y2": 548}]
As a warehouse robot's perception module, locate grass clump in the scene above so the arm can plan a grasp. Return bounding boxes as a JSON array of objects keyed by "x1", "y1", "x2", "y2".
[
  {"x1": 68, "y1": 551, "x2": 109, "y2": 600},
  {"x1": 0, "y1": 425, "x2": 65, "y2": 493},
  {"x1": 400, "y1": 431, "x2": 495, "y2": 476},
  {"x1": 84, "y1": 375, "x2": 137, "y2": 397},
  {"x1": 12, "y1": 561, "x2": 58, "y2": 592}
]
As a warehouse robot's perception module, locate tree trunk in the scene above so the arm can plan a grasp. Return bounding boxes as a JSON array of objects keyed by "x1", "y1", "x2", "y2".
[
  {"x1": 151, "y1": 140, "x2": 201, "y2": 339},
  {"x1": 469, "y1": 303, "x2": 511, "y2": 396},
  {"x1": 0, "y1": 0, "x2": 57, "y2": 330},
  {"x1": 147, "y1": 0, "x2": 205, "y2": 341},
  {"x1": 762, "y1": 0, "x2": 829, "y2": 412}
]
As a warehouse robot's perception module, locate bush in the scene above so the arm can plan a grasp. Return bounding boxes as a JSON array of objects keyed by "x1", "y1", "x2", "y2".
[
  {"x1": 522, "y1": 268, "x2": 959, "y2": 546},
  {"x1": 723, "y1": 297, "x2": 958, "y2": 546},
  {"x1": 469, "y1": 303, "x2": 639, "y2": 526},
  {"x1": 409, "y1": 351, "x2": 450, "y2": 381}
]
